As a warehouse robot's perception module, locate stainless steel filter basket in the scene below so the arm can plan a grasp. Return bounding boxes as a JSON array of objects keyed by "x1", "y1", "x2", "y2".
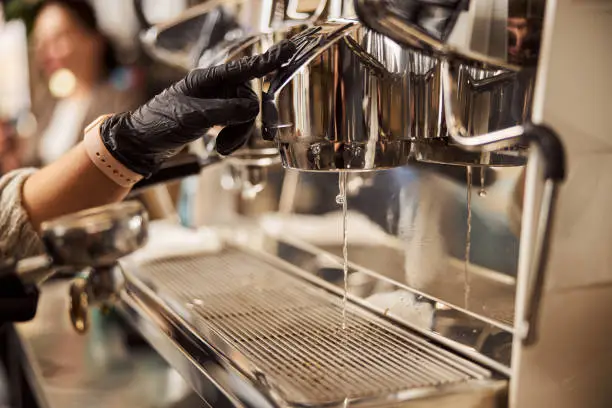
[
  {"x1": 351, "y1": 0, "x2": 541, "y2": 166},
  {"x1": 264, "y1": 21, "x2": 415, "y2": 171},
  {"x1": 411, "y1": 55, "x2": 531, "y2": 167}
]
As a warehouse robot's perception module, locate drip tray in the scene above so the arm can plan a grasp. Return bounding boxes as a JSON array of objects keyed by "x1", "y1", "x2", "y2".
[{"x1": 121, "y1": 247, "x2": 507, "y2": 407}]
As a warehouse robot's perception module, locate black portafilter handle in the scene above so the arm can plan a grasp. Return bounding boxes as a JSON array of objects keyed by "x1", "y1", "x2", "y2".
[
  {"x1": 131, "y1": 122, "x2": 274, "y2": 191},
  {"x1": 0, "y1": 259, "x2": 40, "y2": 324},
  {"x1": 131, "y1": 153, "x2": 222, "y2": 191}
]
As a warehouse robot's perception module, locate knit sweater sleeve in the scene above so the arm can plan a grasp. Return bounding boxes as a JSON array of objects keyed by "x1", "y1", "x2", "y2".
[{"x1": 0, "y1": 169, "x2": 46, "y2": 259}]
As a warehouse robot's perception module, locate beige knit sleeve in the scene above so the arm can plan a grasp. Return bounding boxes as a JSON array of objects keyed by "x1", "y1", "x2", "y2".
[{"x1": 0, "y1": 169, "x2": 46, "y2": 260}]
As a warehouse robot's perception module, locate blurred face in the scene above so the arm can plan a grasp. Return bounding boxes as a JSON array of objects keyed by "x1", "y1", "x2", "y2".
[
  {"x1": 507, "y1": 17, "x2": 529, "y2": 63},
  {"x1": 32, "y1": 4, "x2": 101, "y2": 80}
]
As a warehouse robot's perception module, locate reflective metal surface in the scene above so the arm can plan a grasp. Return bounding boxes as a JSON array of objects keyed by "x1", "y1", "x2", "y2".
[
  {"x1": 40, "y1": 201, "x2": 149, "y2": 268},
  {"x1": 260, "y1": 235, "x2": 514, "y2": 371},
  {"x1": 15, "y1": 280, "x2": 210, "y2": 408},
  {"x1": 440, "y1": 59, "x2": 531, "y2": 155},
  {"x1": 31, "y1": 202, "x2": 150, "y2": 334},
  {"x1": 195, "y1": 25, "x2": 313, "y2": 191},
  {"x1": 262, "y1": 162, "x2": 523, "y2": 366},
  {"x1": 15, "y1": 255, "x2": 54, "y2": 286},
  {"x1": 263, "y1": 18, "x2": 530, "y2": 171},
  {"x1": 510, "y1": 3, "x2": 612, "y2": 406},
  {"x1": 139, "y1": 0, "x2": 242, "y2": 69},
  {"x1": 118, "y1": 240, "x2": 507, "y2": 407},
  {"x1": 265, "y1": 21, "x2": 414, "y2": 171},
  {"x1": 354, "y1": 0, "x2": 466, "y2": 50},
  {"x1": 350, "y1": 0, "x2": 542, "y2": 164},
  {"x1": 139, "y1": 0, "x2": 325, "y2": 69},
  {"x1": 354, "y1": 0, "x2": 546, "y2": 67},
  {"x1": 124, "y1": 2, "x2": 581, "y2": 408},
  {"x1": 412, "y1": 139, "x2": 526, "y2": 167},
  {"x1": 68, "y1": 267, "x2": 121, "y2": 335}
]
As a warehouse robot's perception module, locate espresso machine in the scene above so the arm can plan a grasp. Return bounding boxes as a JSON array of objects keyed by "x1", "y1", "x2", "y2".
[{"x1": 10, "y1": 0, "x2": 612, "y2": 407}]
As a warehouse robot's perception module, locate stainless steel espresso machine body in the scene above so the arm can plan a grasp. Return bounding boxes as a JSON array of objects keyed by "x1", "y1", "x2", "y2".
[
  {"x1": 28, "y1": 0, "x2": 609, "y2": 407},
  {"x1": 134, "y1": 0, "x2": 327, "y2": 70}
]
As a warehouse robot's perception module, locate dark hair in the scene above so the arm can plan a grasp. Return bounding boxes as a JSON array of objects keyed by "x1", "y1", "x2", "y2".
[
  {"x1": 36, "y1": 0, "x2": 119, "y2": 76},
  {"x1": 509, "y1": 0, "x2": 546, "y2": 19}
]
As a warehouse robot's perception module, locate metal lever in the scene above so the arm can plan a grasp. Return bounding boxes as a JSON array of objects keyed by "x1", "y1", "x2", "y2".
[{"x1": 519, "y1": 125, "x2": 565, "y2": 347}]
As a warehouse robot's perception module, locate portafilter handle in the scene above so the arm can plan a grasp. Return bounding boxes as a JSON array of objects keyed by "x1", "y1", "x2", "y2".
[
  {"x1": 4, "y1": 202, "x2": 147, "y2": 328},
  {"x1": 40, "y1": 201, "x2": 149, "y2": 269},
  {"x1": 14, "y1": 201, "x2": 148, "y2": 286},
  {"x1": 36, "y1": 201, "x2": 149, "y2": 333}
]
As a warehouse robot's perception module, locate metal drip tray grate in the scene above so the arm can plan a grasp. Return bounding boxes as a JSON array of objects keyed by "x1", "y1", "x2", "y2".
[{"x1": 133, "y1": 248, "x2": 493, "y2": 404}]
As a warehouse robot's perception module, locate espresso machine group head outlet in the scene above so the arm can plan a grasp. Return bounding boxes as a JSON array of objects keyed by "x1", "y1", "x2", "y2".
[{"x1": 263, "y1": 20, "x2": 416, "y2": 171}]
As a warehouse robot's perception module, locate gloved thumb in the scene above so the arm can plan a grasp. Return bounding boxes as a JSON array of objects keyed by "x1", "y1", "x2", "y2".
[{"x1": 215, "y1": 121, "x2": 255, "y2": 156}]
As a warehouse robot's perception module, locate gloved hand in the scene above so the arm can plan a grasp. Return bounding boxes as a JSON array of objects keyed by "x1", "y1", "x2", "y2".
[{"x1": 100, "y1": 40, "x2": 296, "y2": 177}]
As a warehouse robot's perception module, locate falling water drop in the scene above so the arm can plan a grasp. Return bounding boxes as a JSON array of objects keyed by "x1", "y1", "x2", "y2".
[
  {"x1": 338, "y1": 172, "x2": 350, "y2": 408},
  {"x1": 312, "y1": 143, "x2": 322, "y2": 169},
  {"x1": 338, "y1": 172, "x2": 349, "y2": 331},
  {"x1": 479, "y1": 168, "x2": 487, "y2": 197},
  {"x1": 464, "y1": 166, "x2": 473, "y2": 310}
]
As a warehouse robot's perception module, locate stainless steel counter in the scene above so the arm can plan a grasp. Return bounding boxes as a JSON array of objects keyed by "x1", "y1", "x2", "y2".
[{"x1": 13, "y1": 280, "x2": 214, "y2": 408}]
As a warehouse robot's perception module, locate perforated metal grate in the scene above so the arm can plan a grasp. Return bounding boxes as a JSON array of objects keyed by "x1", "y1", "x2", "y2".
[{"x1": 135, "y1": 248, "x2": 491, "y2": 404}]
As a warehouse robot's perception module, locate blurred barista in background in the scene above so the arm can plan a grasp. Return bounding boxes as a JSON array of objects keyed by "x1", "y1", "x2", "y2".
[
  {"x1": 22, "y1": 0, "x2": 187, "y2": 219},
  {"x1": 22, "y1": 0, "x2": 143, "y2": 167},
  {"x1": 0, "y1": 120, "x2": 20, "y2": 175}
]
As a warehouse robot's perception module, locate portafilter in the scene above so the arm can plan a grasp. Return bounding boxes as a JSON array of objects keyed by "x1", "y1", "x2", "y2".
[{"x1": 8, "y1": 201, "x2": 149, "y2": 333}]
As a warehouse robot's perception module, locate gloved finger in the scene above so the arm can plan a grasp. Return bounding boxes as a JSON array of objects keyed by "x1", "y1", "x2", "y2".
[
  {"x1": 215, "y1": 121, "x2": 255, "y2": 156},
  {"x1": 186, "y1": 96, "x2": 259, "y2": 127},
  {"x1": 187, "y1": 40, "x2": 297, "y2": 89},
  {"x1": 234, "y1": 82, "x2": 258, "y2": 100},
  {"x1": 204, "y1": 81, "x2": 258, "y2": 101}
]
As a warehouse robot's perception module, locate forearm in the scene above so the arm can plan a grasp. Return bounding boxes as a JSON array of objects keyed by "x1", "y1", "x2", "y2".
[
  {"x1": 19, "y1": 42, "x2": 295, "y2": 233},
  {"x1": 22, "y1": 142, "x2": 130, "y2": 230}
]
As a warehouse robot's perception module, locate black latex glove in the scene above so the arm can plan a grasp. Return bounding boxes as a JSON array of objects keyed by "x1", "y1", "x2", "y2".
[{"x1": 100, "y1": 40, "x2": 296, "y2": 177}]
